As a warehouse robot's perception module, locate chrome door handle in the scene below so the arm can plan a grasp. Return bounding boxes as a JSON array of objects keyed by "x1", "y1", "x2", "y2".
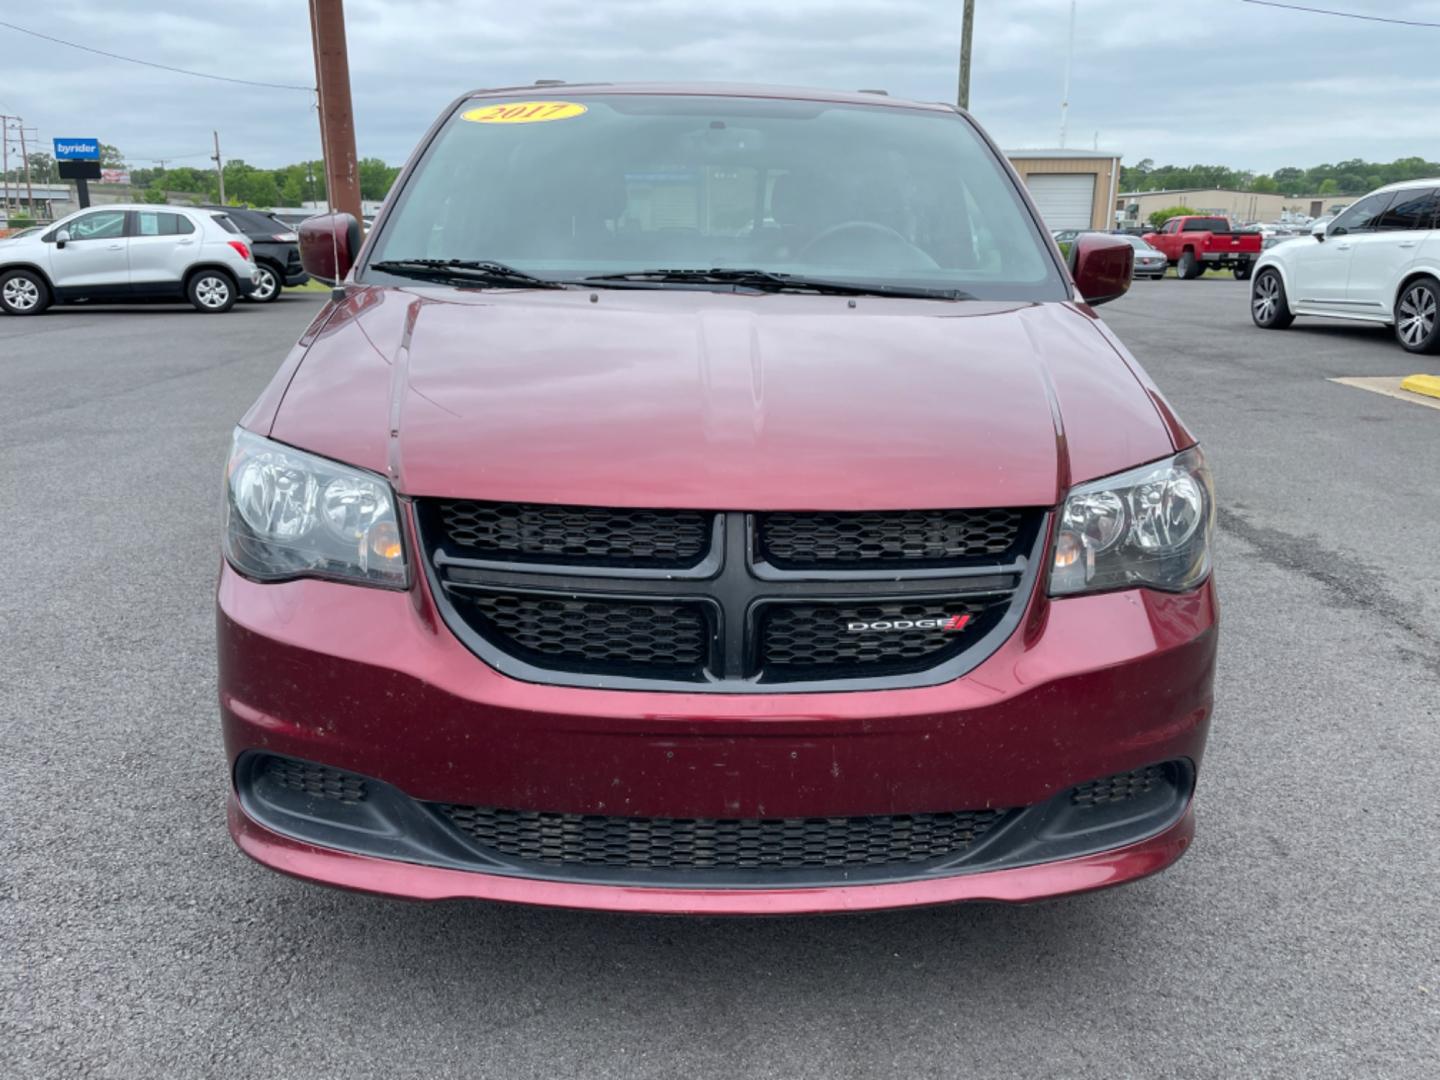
[
  {"x1": 1399, "y1": 241, "x2": 1417, "y2": 248},
  {"x1": 177, "y1": 238, "x2": 194, "y2": 245},
  {"x1": 107, "y1": 243, "x2": 124, "y2": 250},
  {"x1": 1335, "y1": 243, "x2": 1353, "y2": 251}
]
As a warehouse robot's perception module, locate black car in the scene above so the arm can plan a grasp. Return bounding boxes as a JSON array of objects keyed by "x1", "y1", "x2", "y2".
[{"x1": 199, "y1": 206, "x2": 308, "y2": 302}]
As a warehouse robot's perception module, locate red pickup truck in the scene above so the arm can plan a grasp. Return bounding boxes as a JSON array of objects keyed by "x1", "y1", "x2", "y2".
[{"x1": 1143, "y1": 216, "x2": 1262, "y2": 280}]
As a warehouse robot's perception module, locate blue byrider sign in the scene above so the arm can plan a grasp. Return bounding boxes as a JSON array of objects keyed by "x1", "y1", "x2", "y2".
[{"x1": 53, "y1": 138, "x2": 101, "y2": 161}]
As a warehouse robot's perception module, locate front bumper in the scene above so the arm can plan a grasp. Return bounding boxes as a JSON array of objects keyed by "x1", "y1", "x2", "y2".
[{"x1": 219, "y1": 558, "x2": 1217, "y2": 912}]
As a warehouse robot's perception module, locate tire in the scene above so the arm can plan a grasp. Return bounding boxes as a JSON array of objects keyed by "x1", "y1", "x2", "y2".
[
  {"x1": 1394, "y1": 275, "x2": 1440, "y2": 354},
  {"x1": 1177, "y1": 251, "x2": 1202, "y2": 280},
  {"x1": 1251, "y1": 268, "x2": 1295, "y2": 330},
  {"x1": 0, "y1": 268, "x2": 51, "y2": 316},
  {"x1": 187, "y1": 270, "x2": 236, "y2": 313},
  {"x1": 1234, "y1": 263, "x2": 1253, "y2": 282},
  {"x1": 247, "y1": 262, "x2": 281, "y2": 303}
]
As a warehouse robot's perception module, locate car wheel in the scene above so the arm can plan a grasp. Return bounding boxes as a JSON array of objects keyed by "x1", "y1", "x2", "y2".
[
  {"x1": 248, "y1": 263, "x2": 281, "y2": 303},
  {"x1": 187, "y1": 271, "x2": 236, "y2": 313},
  {"x1": 1177, "y1": 251, "x2": 1201, "y2": 280},
  {"x1": 1251, "y1": 269, "x2": 1294, "y2": 330},
  {"x1": 1395, "y1": 276, "x2": 1440, "y2": 354},
  {"x1": 0, "y1": 268, "x2": 51, "y2": 316},
  {"x1": 1234, "y1": 264, "x2": 1253, "y2": 282}
]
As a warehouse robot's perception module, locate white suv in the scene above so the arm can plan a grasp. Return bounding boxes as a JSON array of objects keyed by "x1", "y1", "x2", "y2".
[
  {"x1": 1250, "y1": 179, "x2": 1440, "y2": 353},
  {"x1": 0, "y1": 204, "x2": 259, "y2": 316}
]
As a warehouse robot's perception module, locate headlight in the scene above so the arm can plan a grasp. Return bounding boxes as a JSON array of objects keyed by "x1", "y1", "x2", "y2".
[
  {"x1": 1049, "y1": 446, "x2": 1213, "y2": 596},
  {"x1": 223, "y1": 429, "x2": 407, "y2": 588}
]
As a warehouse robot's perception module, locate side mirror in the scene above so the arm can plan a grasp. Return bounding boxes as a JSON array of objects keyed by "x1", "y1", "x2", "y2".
[
  {"x1": 55, "y1": 229, "x2": 71, "y2": 249},
  {"x1": 298, "y1": 212, "x2": 362, "y2": 285},
  {"x1": 1312, "y1": 221, "x2": 1328, "y2": 241},
  {"x1": 1069, "y1": 234, "x2": 1133, "y2": 307}
]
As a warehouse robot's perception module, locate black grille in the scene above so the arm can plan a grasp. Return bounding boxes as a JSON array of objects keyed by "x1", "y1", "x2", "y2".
[
  {"x1": 438, "y1": 805, "x2": 1008, "y2": 871},
  {"x1": 420, "y1": 502, "x2": 1044, "y2": 691},
  {"x1": 1071, "y1": 766, "x2": 1164, "y2": 807},
  {"x1": 759, "y1": 509, "x2": 1024, "y2": 568},
  {"x1": 437, "y1": 500, "x2": 711, "y2": 567},
  {"x1": 262, "y1": 757, "x2": 367, "y2": 804},
  {"x1": 761, "y1": 599, "x2": 997, "y2": 673},
  {"x1": 456, "y1": 591, "x2": 709, "y2": 670}
]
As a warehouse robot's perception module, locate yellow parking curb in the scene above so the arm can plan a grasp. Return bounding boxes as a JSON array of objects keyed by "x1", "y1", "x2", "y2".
[{"x1": 1400, "y1": 374, "x2": 1440, "y2": 400}]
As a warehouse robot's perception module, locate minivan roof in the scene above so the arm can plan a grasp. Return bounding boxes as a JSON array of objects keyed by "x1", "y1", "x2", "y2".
[{"x1": 460, "y1": 82, "x2": 961, "y2": 115}]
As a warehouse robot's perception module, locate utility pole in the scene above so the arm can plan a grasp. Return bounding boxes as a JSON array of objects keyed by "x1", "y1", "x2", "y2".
[
  {"x1": 1059, "y1": 0, "x2": 1076, "y2": 148},
  {"x1": 17, "y1": 121, "x2": 34, "y2": 213},
  {"x1": 211, "y1": 130, "x2": 226, "y2": 203},
  {"x1": 309, "y1": 0, "x2": 362, "y2": 225},
  {"x1": 957, "y1": 0, "x2": 976, "y2": 111},
  {"x1": 1, "y1": 116, "x2": 11, "y2": 216}
]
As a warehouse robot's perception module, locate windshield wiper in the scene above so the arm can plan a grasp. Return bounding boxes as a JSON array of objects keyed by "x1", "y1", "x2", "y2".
[
  {"x1": 581, "y1": 267, "x2": 970, "y2": 301},
  {"x1": 370, "y1": 258, "x2": 568, "y2": 289}
]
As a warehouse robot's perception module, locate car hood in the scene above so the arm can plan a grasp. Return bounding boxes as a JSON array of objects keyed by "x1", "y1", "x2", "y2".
[{"x1": 265, "y1": 286, "x2": 1183, "y2": 510}]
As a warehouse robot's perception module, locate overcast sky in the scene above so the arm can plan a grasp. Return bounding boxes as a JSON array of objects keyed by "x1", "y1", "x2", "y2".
[{"x1": 2, "y1": 0, "x2": 1438, "y2": 174}]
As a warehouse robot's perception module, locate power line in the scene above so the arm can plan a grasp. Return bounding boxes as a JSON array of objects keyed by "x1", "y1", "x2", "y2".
[
  {"x1": 0, "y1": 18, "x2": 316, "y2": 90},
  {"x1": 1239, "y1": 0, "x2": 1440, "y2": 28}
]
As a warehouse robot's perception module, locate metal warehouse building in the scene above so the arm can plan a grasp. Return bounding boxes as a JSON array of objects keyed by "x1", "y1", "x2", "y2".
[
  {"x1": 1004, "y1": 149, "x2": 1122, "y2": 232},
  {"x1": 1116, "y1": 188, "x2": 1347, "y2": 227}
]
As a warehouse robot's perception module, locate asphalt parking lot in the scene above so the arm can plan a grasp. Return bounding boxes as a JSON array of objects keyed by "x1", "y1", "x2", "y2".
[{"x1": 3, "y1": 280, "x2": 1437, "y2": 1079}]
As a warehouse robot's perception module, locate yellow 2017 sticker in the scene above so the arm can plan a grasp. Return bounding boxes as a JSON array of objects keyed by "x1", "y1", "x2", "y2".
[{"x1": 462, "y1": 101, "x2": 588, "y2": 125}]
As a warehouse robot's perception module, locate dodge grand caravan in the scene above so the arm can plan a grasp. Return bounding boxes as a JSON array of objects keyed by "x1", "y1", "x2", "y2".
[{"x1": 220, "y1": 84, "x2": 1217, "y2": 914}]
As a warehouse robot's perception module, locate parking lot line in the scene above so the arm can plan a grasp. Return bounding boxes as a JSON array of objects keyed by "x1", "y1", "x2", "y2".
[{"x1": 1328, "y1": 375, "x2": 1440, "y2": 412}]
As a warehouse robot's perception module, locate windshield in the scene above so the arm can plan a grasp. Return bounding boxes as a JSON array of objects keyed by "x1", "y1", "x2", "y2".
[{"x1": 367, "y1": 93, "x2": 1065, "y2": 301}]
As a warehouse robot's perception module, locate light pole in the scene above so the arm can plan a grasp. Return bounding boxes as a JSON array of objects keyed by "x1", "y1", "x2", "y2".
[{"x1": 1059, "y1": 0, "x2": 1076, "y2": 147}]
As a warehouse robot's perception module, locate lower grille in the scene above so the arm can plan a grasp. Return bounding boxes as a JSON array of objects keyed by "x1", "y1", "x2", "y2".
[
  {"x1": 760, "y1": 599, "x2": 997, "y2": 675},
  {"x1": 454, "y1": 591, "x2": 710, "y2": 673},
  {"x1": 1071, "y1": 766, "x2": 1164, "y2": 807},
  {"x1": 263, "y1": 757, "x2": 367, "y2": 804},
  {"x1": 438, "y1": 805, "x2": 1008, "y2": 871}
]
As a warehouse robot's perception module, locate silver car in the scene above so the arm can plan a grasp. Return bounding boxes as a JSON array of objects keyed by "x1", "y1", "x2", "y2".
[
  {"x1": 1115, "y1": 234, "x2": 1168, "y2": 279},
  {"x1": 0, "y1": 203, "x2": 259, "y2": 316}
]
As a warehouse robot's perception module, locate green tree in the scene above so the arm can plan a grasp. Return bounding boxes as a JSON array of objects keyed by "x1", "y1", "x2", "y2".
[
  {"x1": 247, "y1": 172, "x2": 281, "y2": 208},
  {"x1": 141, "y1": 185, "x2": 168, "y2": 205},
  {"x1": 280, "y1": 174, "x2": 305, "y2": 206},
  {"x1": 1317, "y1": 179, "x2": 1339, "y2": 195},
  {"x1": 1148, "y1": 205, "x2": 1197, "y2": 229},
  {"x1": 358, "y1": 157, "x2": 400, "y2": 200},
  {"x1": 100, "y1": 143, "x2": 126, "y2": 168},
  {"x1": 1250, "y1": 175, "x2": 1278, "y2": 194},
  {"x1": 26, "y1": 152, "x2": 56, "y2": 184}
]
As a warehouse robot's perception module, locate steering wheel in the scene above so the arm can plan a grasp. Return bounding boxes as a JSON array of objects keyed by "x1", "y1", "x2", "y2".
[{"x1": 797, "y1": 221, "x2": 939, "y2": 270}]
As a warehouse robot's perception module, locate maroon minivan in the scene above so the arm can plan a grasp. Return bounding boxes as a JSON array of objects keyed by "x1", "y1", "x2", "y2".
[{"x1": 219, "y1": 84, "x2": 1216, "y2": 914}]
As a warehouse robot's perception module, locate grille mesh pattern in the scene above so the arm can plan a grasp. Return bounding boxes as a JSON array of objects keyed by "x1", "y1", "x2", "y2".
[
  {"x1": 1071, "y1": 766, "x2": 1164, "y2": 807},
  {"x1": 439, "y1": 805, "x2": 1008, "y2": 870},
  {"x1": 462, "y1": 592, "x2": 708, "y2": 668},
  {"x1": 761, "y1": 600, "x2": 987, "y2": 671},
  {"x1": 438, "y1": 501, "x2": 710, "y2": 566},
  {"x1": 759, "y1": 509, "x2": 1023, "y2": 567},
  {"x1": 263, "y1": 757, "x2": 367, "y2": 804}
]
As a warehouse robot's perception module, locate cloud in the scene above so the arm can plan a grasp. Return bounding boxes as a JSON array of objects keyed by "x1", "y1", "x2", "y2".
[{"x1": 3, "y1": 0, "x2": 1439, "y2": 172}]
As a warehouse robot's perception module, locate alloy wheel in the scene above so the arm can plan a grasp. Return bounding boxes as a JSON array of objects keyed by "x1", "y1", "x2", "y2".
[
  {"x1": 252, "y1": 266, "x2": 278, "y2": 301},
  {"x1": 1253, "y1": 274, "x2": 1279, "y2": 324},
  {"x1": 196, "y1": 276, "x2": 231, "y2": 308},
  {"x1": 1398, "y1": 285, "x2": 1437, "y2": 348},
  {"x1": 2, "y1": 276, "x2": 40, "y2": 312}
]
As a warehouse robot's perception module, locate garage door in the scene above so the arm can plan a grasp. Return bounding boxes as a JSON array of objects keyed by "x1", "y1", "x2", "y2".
[{"x1": 1025, "y1": 173, "x2": 1096, "y2": 231}]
